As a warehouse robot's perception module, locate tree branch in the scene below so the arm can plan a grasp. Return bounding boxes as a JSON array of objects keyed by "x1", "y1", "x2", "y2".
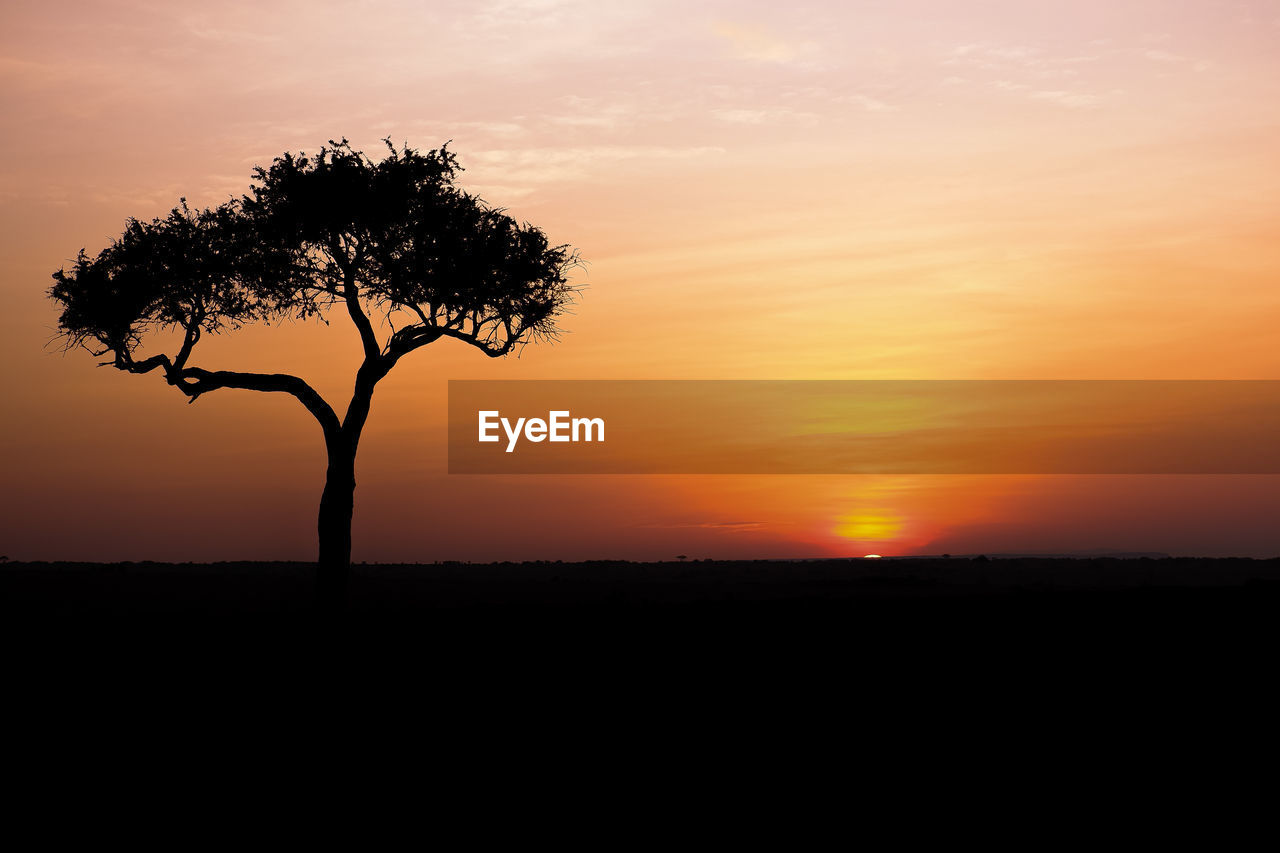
[
  {"x1": 388, "y1": 323, "x2": 515, "y2": 359},
  {"x1": 172, "y1": 367, "x2": 341, "y2": 433},
  {"x1": 342, "y1": 265, "x2": 381, "y2": 362},
  {"x1": 172, "y1": 308, "x2": 203, "y2": 372},
  {"x1": 111, "y1": 324, "x2": 341, "y2": 434},
  {"x1": 120, "y1": 353, "x2": 172, "y2": 374}
]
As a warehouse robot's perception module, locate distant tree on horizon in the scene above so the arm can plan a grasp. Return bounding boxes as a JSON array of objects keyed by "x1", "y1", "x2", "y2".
[{"x1": 50, "y1": 139, "x2": 581, "y2": 600}]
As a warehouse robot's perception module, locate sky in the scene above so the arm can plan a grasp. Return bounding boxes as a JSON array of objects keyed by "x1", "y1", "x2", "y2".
[{"x1": 2, "y1": 0, "x2": 1279, "y2": 561}]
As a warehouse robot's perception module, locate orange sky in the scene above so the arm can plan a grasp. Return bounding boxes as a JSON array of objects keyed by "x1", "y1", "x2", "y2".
[{"x1": 2, "y1": 0, "x2": 1279, "y2": 561}]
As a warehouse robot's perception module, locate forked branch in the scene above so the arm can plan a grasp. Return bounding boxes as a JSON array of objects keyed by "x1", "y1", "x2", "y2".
[{"x1": 117, "y1": 349, "x2": 340, "y2": 435}]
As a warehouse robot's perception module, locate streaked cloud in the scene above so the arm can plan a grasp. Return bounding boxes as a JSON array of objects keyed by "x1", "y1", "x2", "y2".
[
  {"x1": 712, "y1": 21, "x2": 819, "y2": 65},
  {"x1": 1028, "y1": 89, "x2": 1106, "y2": 109},
  {"x1": 467, "y1": 144, "x2": 724, "y2": 189},
  {"x1": 640, "y1": 521, "x2": 768, "y2": 531},
  {"x1": 839, "y1": 93, "x2": 897, "y2": 112},
  {"x1": 712, "y1": 107, "x2": 819, "y2": 124}
]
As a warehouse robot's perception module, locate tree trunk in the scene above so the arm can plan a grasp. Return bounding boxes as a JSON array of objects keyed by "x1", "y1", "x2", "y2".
[
  {"x1": 317, "y1": 434, "x2": 356, "y2": 605},
  {"x1": 314, "y1": 361, "x2": 382, "y2": 606}
]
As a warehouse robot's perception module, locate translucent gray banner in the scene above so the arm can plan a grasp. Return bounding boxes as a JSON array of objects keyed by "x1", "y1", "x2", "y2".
[{"x1": 447, "y1": 380, "x2": 1280, "y2": 474}]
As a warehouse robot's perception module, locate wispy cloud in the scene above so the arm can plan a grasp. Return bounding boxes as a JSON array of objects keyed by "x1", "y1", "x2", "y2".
[
  {"x1": 711, "y1": 107, "x2": 819, "y2": 125},
  {"x1": 468, "y1": 145, "x2": 724, "y2": 190},
  {"x1": 180, "y1": 14, "x2": 284, "y2": 44},
  {"x1": 640, "y1": 521, "x2": 767, "y2": 531},
  {"x1": 945, "y1": 42, "x2": 1045, "y2": 71},
  {"x1": 839, "y1": 93, "x2": 897, "y2": 112},
  {"x1": 942, "y1": 41, "x2": 1127, "y2": 110},
  {"x1": 396, "y1": 120, "x2": 528, "y2": 139},
  {"x1": 1139, "y1": 47, "x2": 1213, "y2": 73},
  {"x1": 945, "y1": 41, "x2": 1104, "y2": 79},
  {"x1": 1029, "y1": 90, "x2": 1106, "y2": 109},
  {"x1": 470, "y1": 0, "x2": 579, "y2": 28},
  {"x1": 544, "y1": 94, "x2": 680, "y2": 131},
  {"x1": 712, "y1": 21, "x2": 819, "y2": 65}
]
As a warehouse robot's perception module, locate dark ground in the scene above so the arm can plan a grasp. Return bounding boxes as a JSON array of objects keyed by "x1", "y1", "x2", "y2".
[
  {"x1": 4, "y1": 555, "x2": 1278, "y2": 659},
  {"x1": 5, "y1": 553, "x2": 1279, "y2": 609},
  {"x1": 4, "y1": 556, "x2": 1277, "y2": 768}
]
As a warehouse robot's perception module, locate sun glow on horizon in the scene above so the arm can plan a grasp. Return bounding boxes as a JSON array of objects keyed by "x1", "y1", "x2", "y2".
[{"x1": 833, "y1": 512, "x2": 904, "y2": 543}]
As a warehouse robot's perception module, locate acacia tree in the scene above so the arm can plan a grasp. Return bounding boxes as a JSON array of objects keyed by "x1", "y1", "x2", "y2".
[{"x1": 50, "y1": 139, "x2": 579, "y2": 596}]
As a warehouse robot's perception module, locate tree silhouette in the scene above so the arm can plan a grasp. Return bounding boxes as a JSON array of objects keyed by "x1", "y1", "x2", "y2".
[{"x1": 50, "y1": 139, "x2": 580, "y2": 599}]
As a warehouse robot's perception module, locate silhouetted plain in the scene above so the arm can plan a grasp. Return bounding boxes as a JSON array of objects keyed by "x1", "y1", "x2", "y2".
[{"x1": 4, "y1": 557, "x2": 1278, "y2": 671}]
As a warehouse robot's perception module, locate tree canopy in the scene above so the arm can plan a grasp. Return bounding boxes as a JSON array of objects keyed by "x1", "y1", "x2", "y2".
[{"x1": 50, "y1": 139, "x2": 580, "y2": 403}]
